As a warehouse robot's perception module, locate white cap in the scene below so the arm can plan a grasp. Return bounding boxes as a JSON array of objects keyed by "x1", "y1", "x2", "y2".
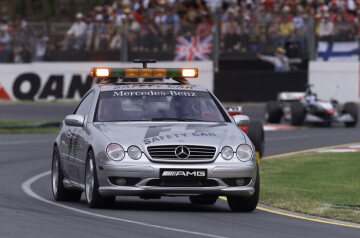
[
  {"x1": 76, "y1": 12, "x2": 83, "y2": 19},
  {"x1": 283, "y1": 6, "x2": 290, "y2": 12}
]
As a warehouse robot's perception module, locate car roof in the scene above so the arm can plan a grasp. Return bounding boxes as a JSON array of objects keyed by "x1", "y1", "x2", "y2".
[{"x1": 97, "y1": 83, "x2": 209, "y2": 92}]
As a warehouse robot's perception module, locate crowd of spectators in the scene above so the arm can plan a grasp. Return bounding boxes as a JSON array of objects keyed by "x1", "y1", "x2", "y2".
[
  {"x1": 61, "y1": 0, "x2": 212, "y2": 52},
  {"x1": 0, "y1": 17, "x2": 35, "y2": 63},
  {"x1": 221, "y1": 0, "x2": 360, "y2": 56},
  {"x1": 1, "y1": 0, "x2": 360, "y2": 63}
]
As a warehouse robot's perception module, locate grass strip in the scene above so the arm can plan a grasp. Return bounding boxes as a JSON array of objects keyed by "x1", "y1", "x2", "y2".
[
  {"x1": 0, "y1": 128, "x2": 59, "y2": 134},
  {"x1": 0, "y1": 119, "x2": 61, "y2": 134},
  {"x1": 260, "y1": 152, "x2": 360, "y2": 224}
]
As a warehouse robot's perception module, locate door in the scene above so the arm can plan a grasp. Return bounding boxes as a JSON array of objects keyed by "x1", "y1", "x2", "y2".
[
  {"x1": 59, "y1": 122, "x2": 73, "y2": 179},
  {"x1": 68, "y1": 91, "x2": 95, "y2": 184}
]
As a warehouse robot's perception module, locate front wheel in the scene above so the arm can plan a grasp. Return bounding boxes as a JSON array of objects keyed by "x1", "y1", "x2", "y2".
[
  {"x1": 227, "y1": 166, "x2": 259, "y2": 212},
  {"x1": 264, "y1": 101, "x2": 282, "y2": 123},
  {"x1": 343, "y1": 102, "x2": 358, "y2": 128},
  {"x1": 85, "y1": 150, "x2": 115, "y2": 208},
  {"x1": 247, "y1": 120, "x2": 265, "y2": 158},
  {"x1": 290, "y1": 101, "x2": 305, "y2": 126},
  {"x1": 51, "y1": 146, "x2": 82, "y2": 201},
  {"x1": 189, "y1": 195, "x2": 218, "y2": 205}
]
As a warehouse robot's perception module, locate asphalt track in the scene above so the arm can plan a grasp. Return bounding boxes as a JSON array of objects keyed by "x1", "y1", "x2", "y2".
[{"x1": 0, "y1": 104, "x2": 360, "y2": 238}]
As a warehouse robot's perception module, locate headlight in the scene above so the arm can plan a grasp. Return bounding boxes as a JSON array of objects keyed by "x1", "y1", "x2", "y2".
[
  {"x1": 221, "y1": 146, "x2": 234, "y2": 160},
  {"x1": 128, "y1": 145, "x2": 142, "y2": 160},
  {"x1": 236, "y1": 144, "x2": 253, "y2": 162},
  {"x1": 106, "y1": 143, "x2": 125, "y2": 161}
]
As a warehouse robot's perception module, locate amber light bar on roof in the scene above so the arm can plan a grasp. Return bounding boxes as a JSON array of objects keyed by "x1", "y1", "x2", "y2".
[{"x1": 90, "y1": 68, "x2": 198, "y2": 78}]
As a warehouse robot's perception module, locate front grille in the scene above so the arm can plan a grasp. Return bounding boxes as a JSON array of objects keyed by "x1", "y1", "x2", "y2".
[
  {"x1": 146, "y1": 179, "x2": 219, "y2": 187},
  {"x1": 147, "y1": 145, "x2": 216, "y2": 162}
]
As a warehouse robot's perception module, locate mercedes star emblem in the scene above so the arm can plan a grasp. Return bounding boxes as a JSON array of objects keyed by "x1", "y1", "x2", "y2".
[{"x1": 175, "y1": 146, "x2": 190, "y2": 159}]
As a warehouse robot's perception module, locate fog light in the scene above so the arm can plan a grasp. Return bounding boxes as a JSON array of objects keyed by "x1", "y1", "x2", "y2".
[
  {"x1": 115, "y1": 178, "x2": 126, "y2": 186},
  {"x1": 235, "y1": 178, "x2": 245, "y2": 186}
]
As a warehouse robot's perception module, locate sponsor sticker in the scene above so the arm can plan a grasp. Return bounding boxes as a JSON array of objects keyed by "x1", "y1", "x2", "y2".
[
  {"x1": 160, "y1": 169, "x2": 207, "y2": 180},
  {"x1": 112, "y1": 90, "x2": 199, "y2": 97}
]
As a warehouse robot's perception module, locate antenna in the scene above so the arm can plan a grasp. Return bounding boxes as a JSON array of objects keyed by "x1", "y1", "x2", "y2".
[{"x1": 133, "y1": 59, "x2": 157, "y2": 68}]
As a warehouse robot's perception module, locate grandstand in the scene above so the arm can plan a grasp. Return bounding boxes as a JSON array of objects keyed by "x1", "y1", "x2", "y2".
[{"x1": 0, "y1": 0, "x2": 359, "y2": 63}]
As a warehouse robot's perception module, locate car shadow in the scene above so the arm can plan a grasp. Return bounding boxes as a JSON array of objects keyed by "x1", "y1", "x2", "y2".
[{"x1": 77, "y1": 197, "x2": 230, "y2": 213}]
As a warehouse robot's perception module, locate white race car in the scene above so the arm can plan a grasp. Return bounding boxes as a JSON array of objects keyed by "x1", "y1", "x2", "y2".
[{"x1": 265, "y1": 86, "x2": 358, "y2": 127}]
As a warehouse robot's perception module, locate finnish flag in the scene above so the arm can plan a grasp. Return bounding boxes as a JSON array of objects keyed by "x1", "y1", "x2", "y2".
[{"x1": 317, "y1": 41, "x2": 359, "y2": 61}]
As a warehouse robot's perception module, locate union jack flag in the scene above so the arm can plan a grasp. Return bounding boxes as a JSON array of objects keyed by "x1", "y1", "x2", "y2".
[{"x1": 175, "y1": 35, "x2": 213, "y2": 61}]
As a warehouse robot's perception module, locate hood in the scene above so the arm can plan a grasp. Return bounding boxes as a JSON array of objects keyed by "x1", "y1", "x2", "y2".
[{"x1": 94, "y1": 122, "x2": 247, "y2": 150}]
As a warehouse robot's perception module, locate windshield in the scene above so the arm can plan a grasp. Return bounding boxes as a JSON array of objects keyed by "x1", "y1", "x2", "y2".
[{"x1": 95, "y1": 89, "x2": 227, "y2": 122}]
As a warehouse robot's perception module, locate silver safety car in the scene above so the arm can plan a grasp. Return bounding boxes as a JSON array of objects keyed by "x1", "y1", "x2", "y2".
[{"x1": 51, "y1": 60, "x2": 259, "y2": 212}]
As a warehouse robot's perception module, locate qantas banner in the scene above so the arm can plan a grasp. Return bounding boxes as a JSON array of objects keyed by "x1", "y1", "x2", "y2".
[{"x1": 0, "y1": 61, "x2": 213, "y2": 101}]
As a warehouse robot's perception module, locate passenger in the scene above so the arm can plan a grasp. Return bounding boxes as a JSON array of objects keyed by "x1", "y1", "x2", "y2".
[{"x1": 170, "y1": 97, "x2": 200, "y2": 119}]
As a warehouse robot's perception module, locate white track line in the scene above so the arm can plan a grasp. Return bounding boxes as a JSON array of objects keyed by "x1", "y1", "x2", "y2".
[{"x1": 21, "y1": 171, "x2": 229, "y2": 238}]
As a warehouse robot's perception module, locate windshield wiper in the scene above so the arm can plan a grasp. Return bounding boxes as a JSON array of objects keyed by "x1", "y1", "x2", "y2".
[
  {"x1": 151, "y1": 118, "x2": 203, "y2": 122},
  {"x1": 151, "y1": 118, "x2": 185, "y2": 121},
  {"x1": 181, "y1": 118, "x2": 204, "y2": 121}
]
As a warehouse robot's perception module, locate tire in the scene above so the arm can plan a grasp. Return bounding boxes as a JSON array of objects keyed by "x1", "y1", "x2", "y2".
[
  {"x1": 51, "y1": 146, "x2": 82, "y2": 201},
  {"x1": 189, "y1": 195, "x2": 218, "y2": 205},
  {"x1": 290, "y1": 101, "x2": 305, "y2": 126},
  {"x1": 247, "y1": 120, "x2": 265, "y2": 158},
  {"x1": 227, "y1": 166, "x2": 259, "y2": 212},
  {"x1": 85, "y1": 150, "x2": 115, "y2": 208},
  {"x1": 343, "y1": 102, "x2": 358, "y2": 128},
  {"x1": 264, "y1": 101, "x2": 282, "y2": 123}
]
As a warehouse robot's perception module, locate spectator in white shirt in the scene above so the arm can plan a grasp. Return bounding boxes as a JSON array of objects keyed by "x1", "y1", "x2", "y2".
[
  {"x1": 347, "y1": 0, "x2": 356, "y2": 14},
  {"x1": 293, "y1": 11, "x2": 307, "y2": 52},
  {"x1": 63, "y1": 13, "x2": 87, "y2": 50},
  {"x1": 0, "y1": 28, "x2": 10, "y2": 47},
  {"x1": 0, "y1": 26, "x2": 10, "y2": 62},
  {"x1": 35, "y1": 35, "x2": 48, "y2": 61},
  {"x1": 257, "y1": 47, "x2": 290, "y2": 72},
  {"x1": 0, "y1": 19, "x2": 8, "y2": 32},
  {"x1": 84, "y1": 15, "x2": 94, "y2": 50},
  {"x1": 318, "y1": 14, "x2": 334, "y2": 41}
]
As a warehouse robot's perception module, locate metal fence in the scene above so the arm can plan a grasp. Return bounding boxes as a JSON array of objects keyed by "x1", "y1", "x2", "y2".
[{"x1": 0, "y1": 11, "x2": 359, "y2": 63}]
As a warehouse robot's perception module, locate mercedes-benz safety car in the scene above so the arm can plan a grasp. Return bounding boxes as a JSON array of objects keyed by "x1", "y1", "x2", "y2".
[
  {"x1": 226, "y1": 106, "x2": 264, "y2": 160},
  {"x1": 51, "y1": 60, "x2": 259, "y2": 212},
  {"x1": 265, "y1": 85, "x2": 358, "y2": 127}
]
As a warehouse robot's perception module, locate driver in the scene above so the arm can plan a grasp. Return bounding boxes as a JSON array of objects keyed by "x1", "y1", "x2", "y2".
[
  {"x1": 305, "y1": 85, "x2": 317, "y2": 104},
  {"x1": 99, "y1": 98, "x2": 123, "y2": 121}
]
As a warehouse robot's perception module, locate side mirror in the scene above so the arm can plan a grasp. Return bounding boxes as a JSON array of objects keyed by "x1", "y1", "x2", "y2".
[
  {"x1": 64, "y1": 114, "x2": 85, "y2": 127},
  {"x1": 233, "y1": 115, "x2": 250, "y2": 127}
]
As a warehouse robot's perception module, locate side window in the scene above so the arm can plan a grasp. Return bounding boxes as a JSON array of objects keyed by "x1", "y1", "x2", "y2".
[{"x1": 75, "y1": 92, "x2": 95, "y2": 116}]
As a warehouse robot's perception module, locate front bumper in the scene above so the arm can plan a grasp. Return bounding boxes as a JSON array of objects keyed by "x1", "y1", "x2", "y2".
[
  {"x1": 96, "y1": 163, "x2": 257, "y2": 197},
  {"x1": 304, "y1": 112, "x2": 355, "y2": 123}
]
